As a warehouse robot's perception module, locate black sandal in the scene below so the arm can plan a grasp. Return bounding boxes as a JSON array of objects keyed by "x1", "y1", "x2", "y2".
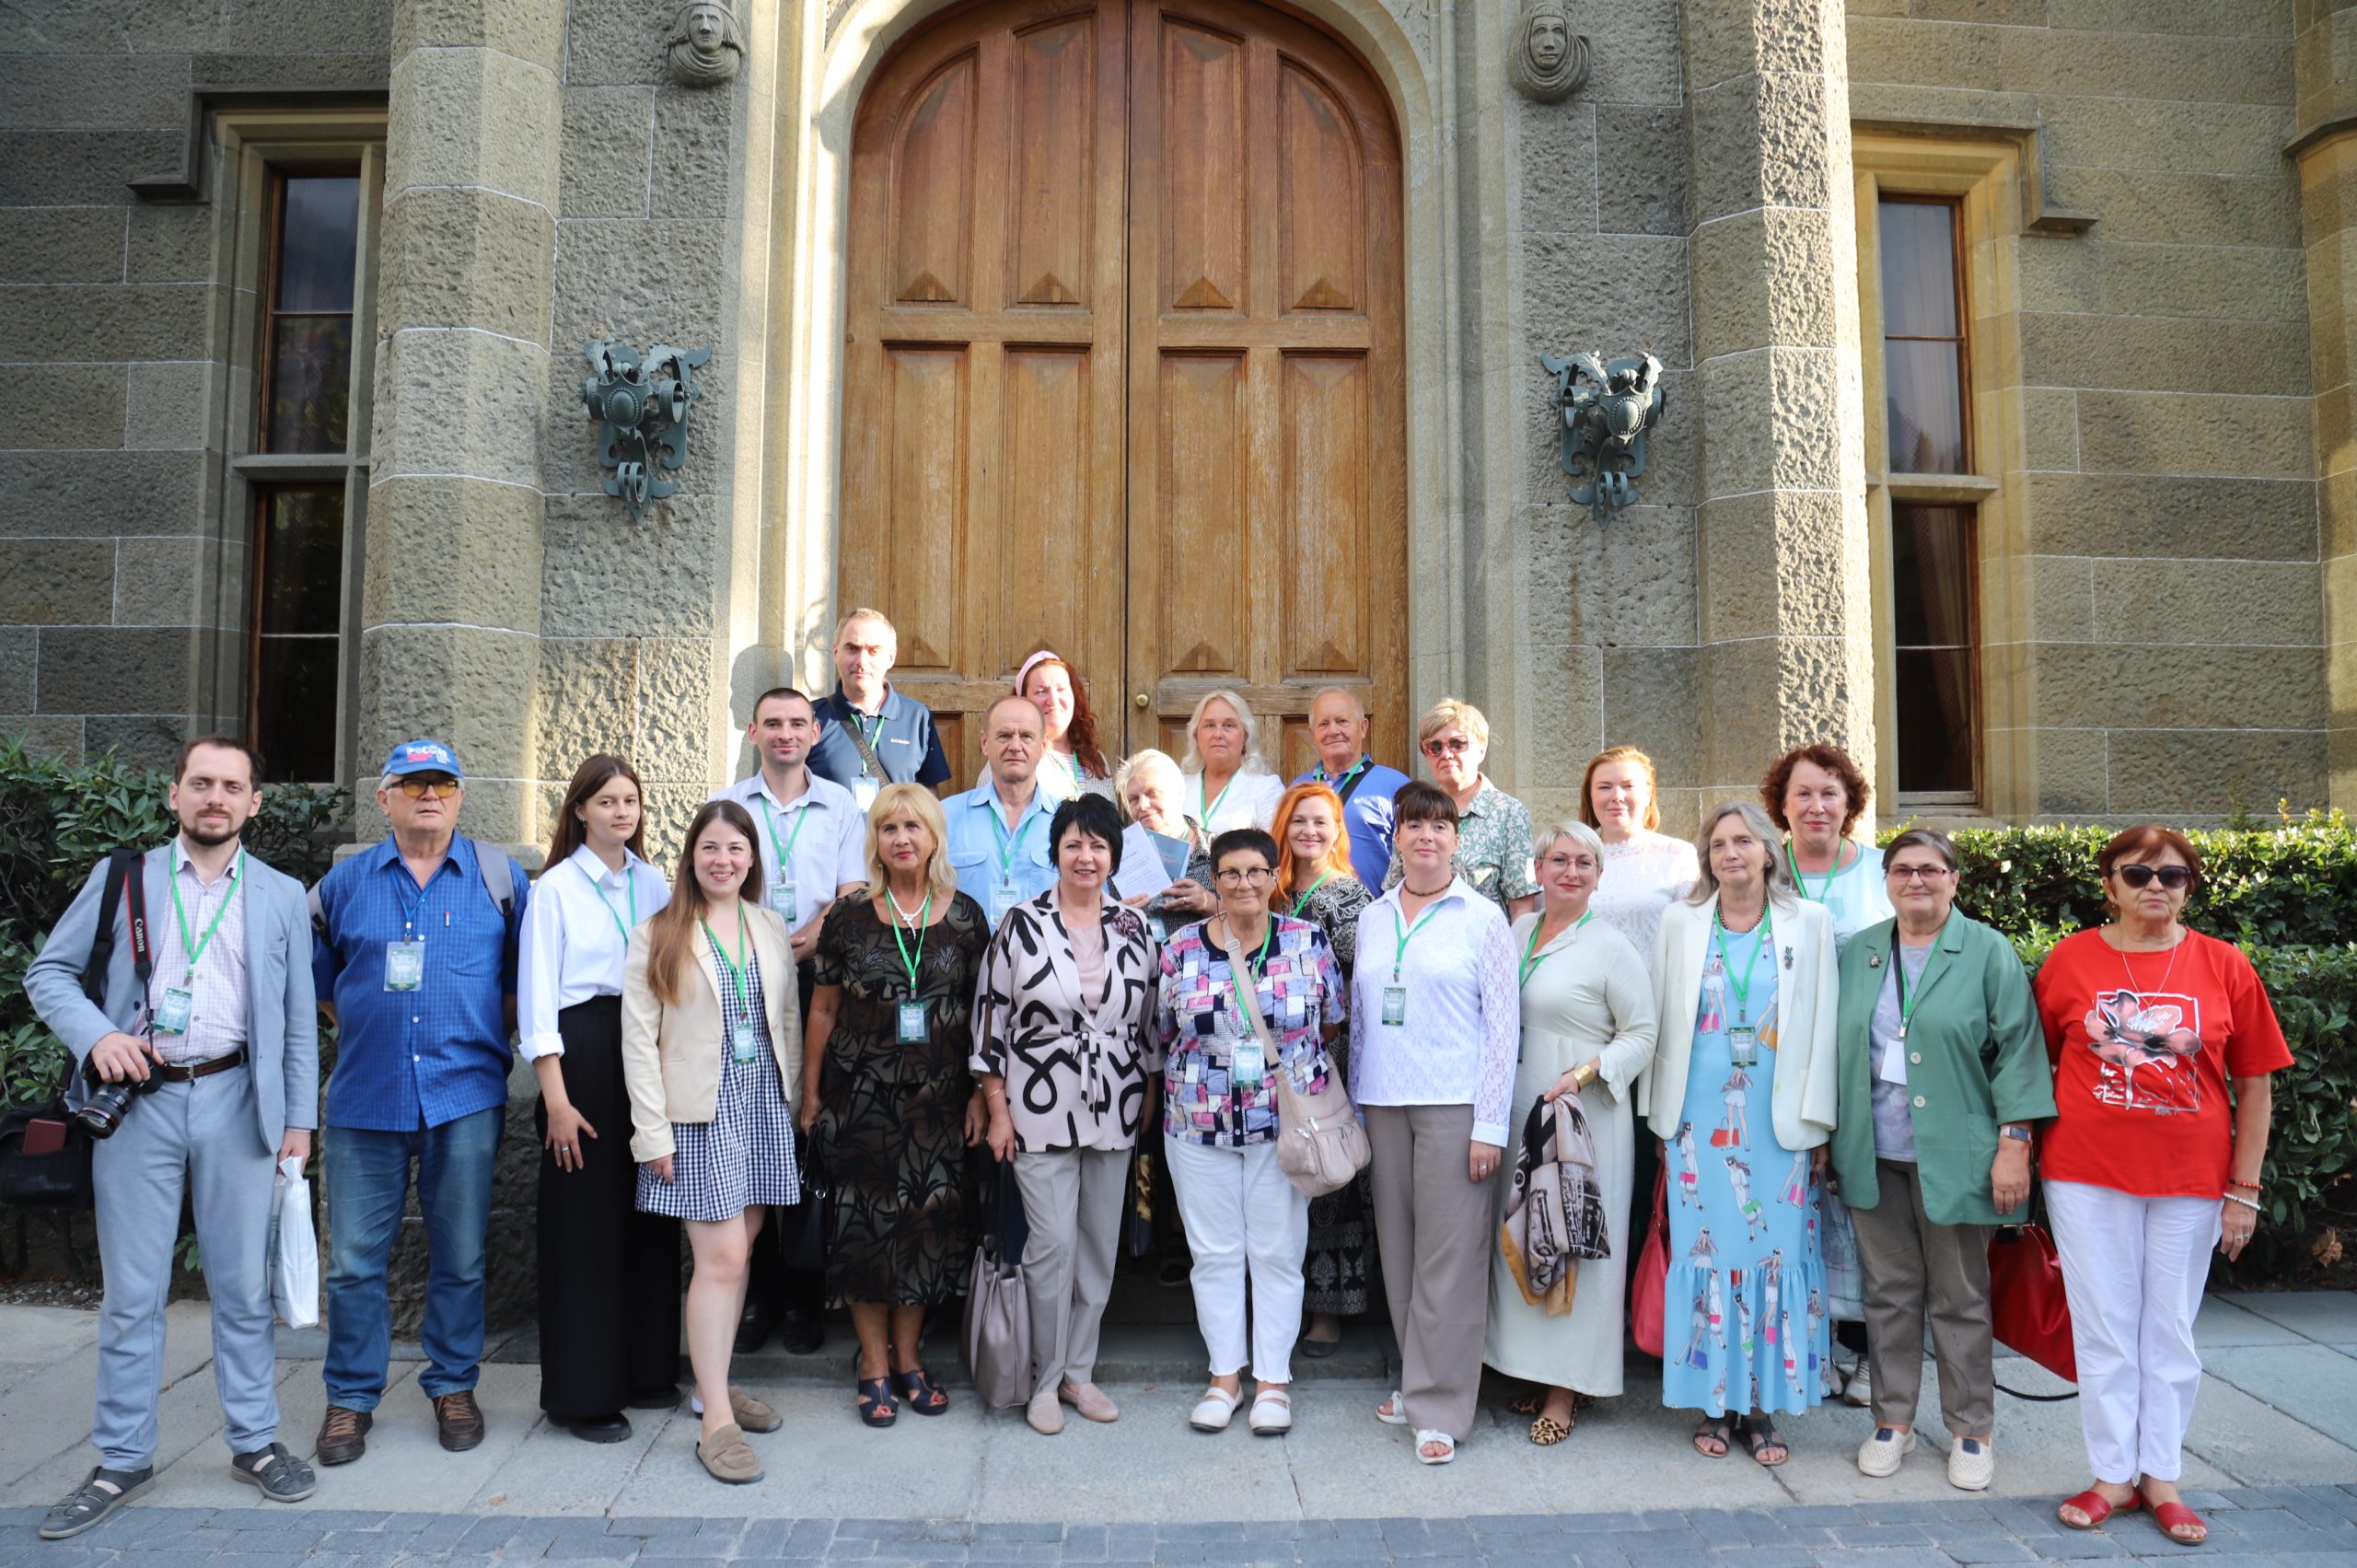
[
  {"x1": 893, "y1": 1366, "x2": 949, "y2": 1416},
  {"x1": 1738, "y1": 1413, "x2": 1789, "y2": 1467},
  {"x1": 1691, "y1": 1416, "x2": 1733, "y2": 1458},
  {"x1": 855, "y1": 1374, "x2": 898, "y2": 1427}
]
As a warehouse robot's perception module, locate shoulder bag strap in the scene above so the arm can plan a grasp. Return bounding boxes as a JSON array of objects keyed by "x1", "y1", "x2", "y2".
[
  {"x1": 1215, "y1": 923, "x2": 1283, "y2": 1067},
  {"x1": 1333, "y1": 766, "x2": 1371, "y2": 807},
  {"x1": 836, "y1": 699, "x2": 889, "y2": 781}
]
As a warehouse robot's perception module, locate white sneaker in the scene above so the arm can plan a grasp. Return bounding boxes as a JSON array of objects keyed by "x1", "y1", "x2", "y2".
[
  {"x1": 1947, "y1": 1436, "x2": 1994, "y2": 1492},
  {"x1": 1248, "y1": 1388, "x2": 1292, "y2": 1436},
  {"x1": 1840, "y1": 1361, "x2": 1873, "y2": 1408},
  {"x1": 1856, "y1": 1426, "x2": 1916, "y2": 1477}
]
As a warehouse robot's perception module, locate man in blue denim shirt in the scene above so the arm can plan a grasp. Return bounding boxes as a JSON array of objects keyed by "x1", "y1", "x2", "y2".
[{"x1": 308, "y1": 739, "x2": 528, "y2": 1466}]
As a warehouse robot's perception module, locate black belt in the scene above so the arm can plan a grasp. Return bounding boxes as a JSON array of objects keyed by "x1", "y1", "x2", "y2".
[{"x1": 151, "y1": 1047, "x2": 248, "y2": 1083}]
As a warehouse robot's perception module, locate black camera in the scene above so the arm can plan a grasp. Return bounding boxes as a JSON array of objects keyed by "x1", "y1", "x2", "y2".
[{"x1": 74, "y1": 1058, "x2": 157, "y2": 1139}]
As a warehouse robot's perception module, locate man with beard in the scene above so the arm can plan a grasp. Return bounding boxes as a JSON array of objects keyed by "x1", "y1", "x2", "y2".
[{"x1": 26, "y1": 736, "x2": 320, "y2": 1536}]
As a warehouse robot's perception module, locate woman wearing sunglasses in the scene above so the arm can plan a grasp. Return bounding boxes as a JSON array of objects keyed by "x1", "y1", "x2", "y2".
[
  {"x1": 1381, "y1": 699, "x2": 1538, "y2": 921},
  {"x1": 2031, "y1": 827, "x2": 2291, "y2": 1547}
]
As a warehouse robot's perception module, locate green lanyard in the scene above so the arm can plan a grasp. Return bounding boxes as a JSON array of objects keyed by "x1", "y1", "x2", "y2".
[
  {"x1": 990, "y1": 799, "x2": 1037, "y2": 882},
  {"x1": 1712, "y1": 906, "x2": 1771, "y2": 1026},
  {"x1": 761, "y1": 789, "x2": 814, "y2": 883},
  {"x1": 1891, "y1": 934, "x2": 1947, "y2": 1041},
  {"x1": 702, "y1": 912, "x2": 751, "y2": 996},
  {"x1": 1200, "y1": 772, "x2": 1237, "y2": 830},
  {"x1": 585, "y1": 860, "x2": 637, "y2": 943},
  {"x1": 1318, "y1": 759, "x2": 1366, "y2": 792},
  {"x1": 1389, "y1": 899, "x2": 1444, "y2": 983},
  {"x1": 1290, "y1": 871, "x2": 1333, "y2": 916},
  {"x1": 888, "y1": 891, "x2": 932, "y2": 991},
  {"x1": 1519, "y1": 909, "x2": 1591, "y2": 989},
  {"x1": 1784, "y1": 840, "x2": 1842, "y2": 903},
  {"x1": 1224, "y1": 916, "x2": 1277, "y2": 1031},
  {"x1": 855, "y1": 712, "x2": 884, "y2": 774},
  {"x1": 169, "y1": 850, "x2": 245, "y2": 981}
]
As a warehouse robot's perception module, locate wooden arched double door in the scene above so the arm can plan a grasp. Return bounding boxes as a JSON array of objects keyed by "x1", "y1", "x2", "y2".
[{"x1": 838, "y1": 0, "x2": 1406, "y2": 789}]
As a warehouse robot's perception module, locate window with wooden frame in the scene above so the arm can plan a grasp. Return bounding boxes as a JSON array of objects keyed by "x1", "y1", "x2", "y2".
[{"x1": 1878, "y1": 198, "x2": 1971, "y2": 477}]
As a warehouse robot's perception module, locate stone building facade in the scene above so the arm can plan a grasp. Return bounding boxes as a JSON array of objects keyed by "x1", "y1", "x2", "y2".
[{"x1": 3, "y1": 0, "x2": 2350, "y2": 854}]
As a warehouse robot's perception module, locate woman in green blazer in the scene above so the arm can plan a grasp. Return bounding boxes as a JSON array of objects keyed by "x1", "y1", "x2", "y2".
[{"x1": 1830, "y1": 829, "x2": 2055, "y2": 1494}]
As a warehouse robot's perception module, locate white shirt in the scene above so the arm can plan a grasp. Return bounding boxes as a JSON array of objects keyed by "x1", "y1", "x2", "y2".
[
  {"x1": 151, "y1": 840, "x2": 249, "y2": 1066},
  {"x1": 1346, "y1": 875, "x2": 1521, "y2": 1145},
  {"x1": 517, "y1": 844, "x2": 671, "y2": 1060},
  {"x1": 1188, "y1": 765, "x2": 1285, "y2": 835},
  {"x1": 1590, "y1": 829, "x2": 1700, "y2": 975},
  {"x1": 714, "y1": 769, "x2": 868, "y2": 929}
]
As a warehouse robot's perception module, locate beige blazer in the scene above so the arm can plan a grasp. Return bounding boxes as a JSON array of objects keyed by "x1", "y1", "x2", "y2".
[
  {"x1": 1640, "y1": 891, "x2": 1839, "y2": 1153},
  {"x1": 621, "y1": 905, "x2": 802, "y2": 1163}
]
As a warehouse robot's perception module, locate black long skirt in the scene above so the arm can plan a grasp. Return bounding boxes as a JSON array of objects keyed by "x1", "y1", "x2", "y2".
[{"x1": 537, "y1": 996, "x2": 683, "y2": 1418}]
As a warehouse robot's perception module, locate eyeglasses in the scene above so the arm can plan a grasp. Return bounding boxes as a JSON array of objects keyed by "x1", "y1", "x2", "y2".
[
  {"x1": 1213, "y1": 867, "x2": 1277, "y2": 886},
  {"x1": 1422, "y1": 736, "x2": 1474, "y2": 757},
  {"x1": 392, "y1": 777, "x2": 459, "y2": 799},
  {"x1": 1884, "y1": 864, "x2": 1952, "y2": 884},
  {"x1": 2116, "y1": 864, "x2": 2193, "y2": 890}
]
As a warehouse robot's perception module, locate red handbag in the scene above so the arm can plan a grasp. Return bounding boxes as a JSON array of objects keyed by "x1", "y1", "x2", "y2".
[
  {"x1": 1631, "y1": 1165, "x2": 1668, "y2": 1358},
  {"x1": 1988, "y1": 1222, "x2": 2077, "y2": 1384}
]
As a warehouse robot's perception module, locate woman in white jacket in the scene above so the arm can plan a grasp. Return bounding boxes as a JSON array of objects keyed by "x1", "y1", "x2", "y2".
[{"x1": 1643, "y1": 801, "x2": 1839, "y2": 1468}]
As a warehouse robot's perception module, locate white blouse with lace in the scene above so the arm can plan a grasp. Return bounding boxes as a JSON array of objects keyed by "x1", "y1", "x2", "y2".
[{"x1": 1587, "y1": 829, "x2": 1699, "y2": 974}]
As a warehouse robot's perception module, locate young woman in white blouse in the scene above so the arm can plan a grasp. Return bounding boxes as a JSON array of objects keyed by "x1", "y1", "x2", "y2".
[
  {"x1": 1180, "y1": 689, "x2": 1287, "y2": 834},
  {"x1": 1580, "y1": 745, "x2": 1699, "y2": 971},
  {"x1": 1349, "y1": 782, "x2": 1519, "y2": 1466},
  {"x1": 517, "y1": 755, "x2": 678, "y2": 1442}
]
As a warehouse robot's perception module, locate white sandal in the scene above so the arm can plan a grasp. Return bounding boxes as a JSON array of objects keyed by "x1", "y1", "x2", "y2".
[
  {"x1": 1414, "y1": 1428, "x2": 1457, "y2": 1465},
  {"x1": 1248, "y1": 1388, "x2": 1292, "y2": 1436},
  {"x1": 1189, "y1": 1385, "x2": 1241, "y2": 1432},
  {"x1": 1375, "y1": 1389, "x2": 1408, "y2": 1426}
]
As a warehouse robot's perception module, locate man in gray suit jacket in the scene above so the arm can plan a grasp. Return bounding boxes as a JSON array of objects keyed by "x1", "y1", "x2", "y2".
[{"x1": 23, "y1": 736, "x2": 321, "y2": 1538}]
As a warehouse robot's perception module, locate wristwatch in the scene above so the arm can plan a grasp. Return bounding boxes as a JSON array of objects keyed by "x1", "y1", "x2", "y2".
[{"x1": 1999, "y1": 1125, "x2": 2033, "y2": 1143}]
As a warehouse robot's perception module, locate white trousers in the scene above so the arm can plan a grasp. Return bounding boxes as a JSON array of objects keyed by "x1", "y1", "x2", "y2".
[
  {"x1": 2044, "y1": 1179, "x2": 2219, "y2": 1483},
  {"x1": 1166, "y1": 1134, "x2": 1309, "y2": 1383}
]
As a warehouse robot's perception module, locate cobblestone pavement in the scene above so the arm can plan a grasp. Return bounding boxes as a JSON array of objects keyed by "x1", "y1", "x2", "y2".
[{"x1": 8, "y1": 1487, "x2": 2357, "y2": 1568}]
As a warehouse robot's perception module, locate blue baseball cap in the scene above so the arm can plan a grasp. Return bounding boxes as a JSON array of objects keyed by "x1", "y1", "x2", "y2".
[{"x1": 382, "y1": 738, "x2": 464, "y2": 779}]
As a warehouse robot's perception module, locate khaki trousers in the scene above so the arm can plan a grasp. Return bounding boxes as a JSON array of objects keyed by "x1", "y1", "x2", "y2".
[
  {"x1": 1849, "y1": 1158, "x2": 1996, "y2": 1438},
  {"x1": 1013, "y1": 1146, "x2": 1130, "y2": 1399},
  {"x1": 1366, "y1": 1103, "x2": 1498, "y2": 1441}
]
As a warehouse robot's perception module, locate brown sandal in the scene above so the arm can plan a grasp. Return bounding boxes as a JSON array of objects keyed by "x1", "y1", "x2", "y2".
[{"x1": 1527, "y1": 1413, "x2": 1573, "y2": 1446}]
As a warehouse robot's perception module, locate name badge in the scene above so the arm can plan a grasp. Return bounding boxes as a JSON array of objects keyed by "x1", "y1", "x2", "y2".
[
  {"x1": 768, "y1": 880, "x2": 797, "y2": 925},
  {"x1": 1727, "y1": 1026, "x2": 1758, "y2": 1067},
  {"x1": 853, "y1": 776, "x2": 881, "y2": 811},
  {"x1": 385, "y1": 938, "x2": 424, "y2": 992},
  {"x1": 1381, "y1": 985, "x2": 1407, "y2": 1027},
  {"x1": 731, "y1": 1022, "x2": 761, "y2": 1063},
  {"x1": 897, "y1": 1001, "x2": 929, "y2": 1044},
  {"x1": 990, "y1": 882, "x2": 1019, "y2": 922},
  {"x1": 155, "y1": 986, "x2": 193, "y2": 1034},
  {"x1": 1876, "y1": 1033, "x2": 1909, "y2": 1086},
  {"x1": 1231, "y1": 1037, "x2": 1264, "y2": 1089}
]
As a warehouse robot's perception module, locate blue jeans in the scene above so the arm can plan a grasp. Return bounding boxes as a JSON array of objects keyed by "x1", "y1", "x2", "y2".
[{"x1": 323, "y1": 1105, "x2": 502, "y2": 1410}]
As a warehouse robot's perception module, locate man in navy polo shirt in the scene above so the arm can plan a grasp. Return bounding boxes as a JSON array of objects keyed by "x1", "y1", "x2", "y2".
[
  {"x1": 807, "y1": 608, "x2": 953, "y2": 805},
  {"x1": 1290, "y1": 687, "x2": 1411, "y2": 889},
  {"x1": 308, "y1": 740, "x2": 529, "y2": 1467}
]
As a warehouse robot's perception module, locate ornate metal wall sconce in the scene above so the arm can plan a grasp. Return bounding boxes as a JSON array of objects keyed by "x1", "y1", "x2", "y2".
[
  {"x1": 1540, "y1": 349, "x2": 1666, "y2": 528},
  {"x1": 582, "y1": 340, "x2": 712, "y2": 520}
]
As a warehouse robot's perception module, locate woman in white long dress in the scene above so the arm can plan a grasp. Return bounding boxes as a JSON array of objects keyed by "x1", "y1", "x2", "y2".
[
  {"x1": 1484, "y1": 821, "x2": 1658, "y2": 1445},
  {"x1": 1581, "y1": 746, "x2": 1699, "y2": 973}
]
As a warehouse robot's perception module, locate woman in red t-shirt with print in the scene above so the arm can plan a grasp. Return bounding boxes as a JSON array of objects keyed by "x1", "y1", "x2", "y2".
[{"x1": 2031, "y1": 826, "x2": 2291, "y2": 1547}]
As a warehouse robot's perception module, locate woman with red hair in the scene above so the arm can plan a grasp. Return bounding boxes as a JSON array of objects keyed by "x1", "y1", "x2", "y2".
[{"x1": 1016, "y1": 650, "x2": 1114, "y2": 803}]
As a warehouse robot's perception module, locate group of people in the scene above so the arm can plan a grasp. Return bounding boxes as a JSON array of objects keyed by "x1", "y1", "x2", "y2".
[{"x1": 24, "y1": 607, "x2": 2291, "y2": 1551}]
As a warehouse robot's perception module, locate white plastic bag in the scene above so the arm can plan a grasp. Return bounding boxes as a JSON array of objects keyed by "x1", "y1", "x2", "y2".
[{"x1": 272, "y1": 1155, "x2": 319, "y2": 1328}]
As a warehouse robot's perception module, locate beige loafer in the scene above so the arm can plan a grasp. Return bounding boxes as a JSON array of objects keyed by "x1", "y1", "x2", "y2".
[
  {"x1": 696, "y1": 1423, "x2": 762, "y2": 1485},
  {"x1": 1026, "y1": 1388, "x2": 1065, "y2": 1434},
  {"x1": 727, "y1": 1386, "x2": 781, "y2": 1434},
  {"x1": 1060, "y1": 1381, "x2": 1119, "y2": 1423}
]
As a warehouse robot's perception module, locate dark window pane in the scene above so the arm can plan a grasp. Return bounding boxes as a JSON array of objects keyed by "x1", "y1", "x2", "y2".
[
  {"x1": 275, "y1": 176, "x2": 360, "y2": 312},
  {"x1": 1895, "y1": 647, "x2": 1974, "y2": 796},
  {"x1": 253, "y1": 637, "x2": 340, "y2": 783},
  {"x1": 1890, "y1": 505, "x2": 1973, "y2": 647},
  {"x1": 258, "y1": 488, "x2": 345, "y2": 636},
  {"x1": 1885, "y1": 339, "x2": 1965, "y2": 473},
  {"x1": 267, "y1": 316, "x2": 352, "y2": 452},
  {"x1": 1878, "y1": 200, "x2": 1958, "y2": 338}
]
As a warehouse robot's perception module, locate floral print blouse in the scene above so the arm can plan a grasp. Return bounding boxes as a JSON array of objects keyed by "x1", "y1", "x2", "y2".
[
  {"x1": 969, "y1": 891, "x2": 1161, "y2": 1154},
  {"x1": 1155, "y1": 914, "x2": 1346, "y2": 1148}
]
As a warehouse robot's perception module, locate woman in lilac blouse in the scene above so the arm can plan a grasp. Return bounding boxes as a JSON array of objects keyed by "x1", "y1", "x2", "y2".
[{"x1": 1155, "y1": 827, "x2": 1345, "y2": 1439}]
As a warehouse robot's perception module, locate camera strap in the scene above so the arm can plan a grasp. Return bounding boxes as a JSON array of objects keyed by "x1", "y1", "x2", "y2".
[{"x1": 122, "y1": 849, "x2": 153, "y2": 989}]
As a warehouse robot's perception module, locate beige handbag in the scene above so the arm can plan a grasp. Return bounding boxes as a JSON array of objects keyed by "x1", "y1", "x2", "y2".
[{"x1": 1218, "y1": 923, "x2": 1369, "y2": 1199}]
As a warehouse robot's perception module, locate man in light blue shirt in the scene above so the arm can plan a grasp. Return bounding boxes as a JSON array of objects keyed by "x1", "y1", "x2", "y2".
[
  {"x1": 1291, "y1": 686, "x2": 1410, "y2": 889},
  {"x1": 944, "y1": 695, "x2": 1059, "y2": 928}
]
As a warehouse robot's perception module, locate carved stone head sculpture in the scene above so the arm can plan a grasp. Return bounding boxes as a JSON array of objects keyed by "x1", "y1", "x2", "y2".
[
  {"x1": 666, "y1": 0, "x2": 744, "y2": 87},
  {"x1": 1508, "y1": 0, "x2": 1590, "y2": 103}
]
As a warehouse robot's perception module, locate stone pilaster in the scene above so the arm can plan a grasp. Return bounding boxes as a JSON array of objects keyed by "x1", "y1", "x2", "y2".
[
  {"x1": 363, "y1": 0, "x2": 563, "y2": 842},
  {"x1": 2295, "y1": 2, "x2": 2357, "y2": 812},
  {"x1": 1683, "y1": 0, "x2": 1875, "y2": 811}
]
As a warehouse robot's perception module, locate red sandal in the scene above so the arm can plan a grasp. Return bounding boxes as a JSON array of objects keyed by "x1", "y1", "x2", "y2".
[
  {"x1": 2058, "y1": 1488, "x2": 2141, "y2": 1529},
  {"x1": 2140, "y1": 1489, "x2": 2207, "y2": 1546}
]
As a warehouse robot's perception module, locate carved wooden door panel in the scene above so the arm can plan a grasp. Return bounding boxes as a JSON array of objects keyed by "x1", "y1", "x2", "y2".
[
  {"x1": 1123, "y1": 0, "x2": 1406, "y2": 775},
  {"x1": 840, "y1": 0, "x2": 1131, "y2": 788}
]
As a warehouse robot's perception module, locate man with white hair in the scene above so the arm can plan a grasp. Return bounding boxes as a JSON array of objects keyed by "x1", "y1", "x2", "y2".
[
  {"x1": 1290, "y1": 686, "x2": 1410, "y2": 888},
  {"x1": 808, "y1": 608, "x2": 952, "y2": 805}
]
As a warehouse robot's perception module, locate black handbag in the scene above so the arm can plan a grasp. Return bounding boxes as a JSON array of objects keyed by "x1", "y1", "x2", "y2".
[{"x1": 779, "y1": 1140, "x2": 833, "y2": 1273}]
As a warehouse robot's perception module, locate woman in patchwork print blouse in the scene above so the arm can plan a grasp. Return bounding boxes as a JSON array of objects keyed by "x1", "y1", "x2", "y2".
[{"x1": 1155, "y1": 827, "x2": 1346, "y2": 1439}]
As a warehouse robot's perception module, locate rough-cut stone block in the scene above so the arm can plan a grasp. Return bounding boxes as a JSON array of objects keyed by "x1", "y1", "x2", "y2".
[
  {"x1": 540, "y1": 494, "x2": 720, "y2": 640},
  {"x1": 2032, "y1": 642, "x2": 2324, "y2": 731},
  {"x1": 549, "y1": 216, "x2": 729, "y2": 364},
  {"x1": 1595, "y1": 105, "x2": 1688, "y2": 237},
  {"x1": 83, "y1": 714, "x2": 191, "y2": 770},
  {"x1": 1691, "y1": 206, "x2": 1836, "y2": 363},
  {"x1": 123, "y1": 360, "x2": 214, "y2": 450},
  {"x1": 0, "y1": 540, "x2": 114, "y2": 625},
  {"x1": 2048, "y1": 167, "x2": 2300, "y2": 249},
  {"x1": 0, "y1": 282, "x2": 208, "y2": 362},
  {"x1": 1528, "y1": 501, "x2": 1697, "y2": 649},
  {"x1": 124, "y1": 203, "x2": 215, "y2": 283},
  {"x1": 20, "y1": 363, "x2": 126, "y2": 450},
  {"x1": 383, "y1": 46, "x2": 559, "y2": 208},
  {"x1": 0, "y1": 52, "x2": 191, "y2": 129},
  {"x1": 2017, "y1": 314, "x2": 2309, "y2": 398},
  {"x1": 227, "y1": 0, "x2": 391, "y2": 55},
  {"x1": 1512, "y1": 645, "x2": 1604, "y2": 790},
  {"x1": 393, "y1": 0, "x2": 563, "y2": 69},
  {"x1": 111, "y1": 537, "x2": 206, "y2": 627},
  {"x1": 0, "y1": 629, "x2": 33, "y2": 710},
  {"x1": 377, "y1": 185, "x2": 555, "y2": 343},
  {"x1": 2023, "y1": 471, "x2": 2317, "y2": 560},
  {"x1": 1602, "y1": 644, "x2": 1702, "y2": 786},
  {"x1": 363, "y1": 476, "x2": 542, "y2": 632},
  {"x1": 1521, "y1": 230, "x2": 1691, "y2": 369},
  {"x1": 2101, "y1": 242, "x2": 2307, "y2": 323},
  {"x1": 1700, "y1": 344, "x2": 1845, "y2": 496},
  {"x1": 0, "y1": 129, "x2": 184, "y2": 205},
  {"x1": 2049, "y1": 0, "x2": 2288, "y2": 36},
  {"x1": 1684, "y1": 0, "x2": 1835, "y2": 92},
  {"x1": 37, "y1": 626, "x2": 195, "y2": 712},
  {"x1": 558, "y1": 87, "x2": 655, "y2": 220},
  {"x1": 0, "y1": 449, "x2": 207, "y2": 538},
  {"x1": 1847, "y1": 16, "x2": 2003, "y2": 90},
  {"x1": 2014, "y1": 236, "x2": 2104, "y2": 315},
  {"x1": 2323, "y1": 469, "x2": 2357, "y2": 561},
  {"x1": 2040, "y1": 98, "x2": 2288, "y2": 180},
  {"x1": 1997, "y1": 28, "x2": 2290, "y2": 106},
  {"x1": 373, "y1": 327, "x2": 552, "y2": 490},
  {"x1": 2017, "y1": 387, "x2": 2081, "y2": 470},
  {"x1": 357, "y1": 623, "x2": 538, "y2": 798},
  {"x1": 2075, "y1": 390, "x2": 2313, "y2": 479},
  {"x1": 2023, "y1": 553, "x2": 2094, "y2": 642},
  {"x1": 0, "y1": 0, "x2": 223, "y2": 51},
  {"x1": 2029, "y1": 726, "x2": 2111, "y2": 817},
  {"x1": 650, "y1": 86, "x2": 737, "y2": 222},
  {"x1": 633, "y1": 636, "x2": 725, "y2": 781},
  {"x1": 2107, "y1": 727, "x2": 2328, "y2": 816},
  {"x1": 0, "y1": 207, "x2": 124, "y2": 283},
  {"x1": 1512, "y1": 96, "x2": 1595, "y2": 237},
  {"x1": 1848, "y1": 80, "x2": 2039, "y2": 132},
  {"x1": 2090, "y1": 558, "x2": 2325, "y2": 646},
  {"x1": 535, "y1": 637, "x2": 637, "y2": 777},
  {"x1": 1579, "y1": 0, "x2": 1683, "y2": 107},
  {"x1": 562, "y1": 0, "x2": 673, "y2": 88},
  {"x1": 1699, "y1": 489, "x2": 1859, "y2": 644},
  {"x1": 0, "y1": 713, "x2": 84, "y2": 758}
]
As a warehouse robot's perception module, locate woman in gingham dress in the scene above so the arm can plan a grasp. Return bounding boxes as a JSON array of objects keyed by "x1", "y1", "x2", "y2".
[{"x1": 621, "y1": 800, "x2": 804, "y2": 1487}]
